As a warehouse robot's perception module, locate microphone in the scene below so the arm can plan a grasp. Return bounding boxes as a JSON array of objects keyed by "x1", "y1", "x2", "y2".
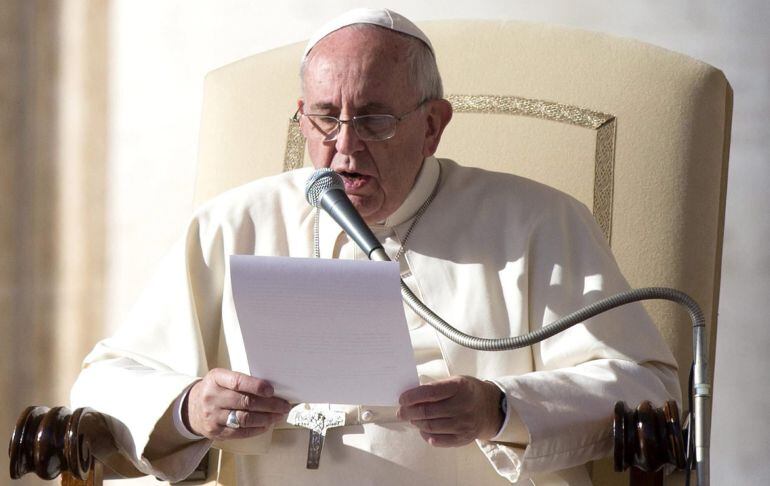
[{"x1": 305, "y1": 169, "x2": 388, "y2": 260}]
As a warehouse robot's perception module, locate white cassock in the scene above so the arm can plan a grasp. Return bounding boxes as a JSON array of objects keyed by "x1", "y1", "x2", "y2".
[{"x1": 71, "y1": 156, "x2": 680, "y2": 485}]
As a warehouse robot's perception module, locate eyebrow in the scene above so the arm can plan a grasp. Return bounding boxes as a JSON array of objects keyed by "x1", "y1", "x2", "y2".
[
  {"x1": 358, "y1": 102, "x2": 394, "y2": 113},
  {"x1": 307, "y1": 102, "x2": 337, "y2": 112},
  {"x1": 307, "y1": 101, "x2": 395, "y2": 114}
]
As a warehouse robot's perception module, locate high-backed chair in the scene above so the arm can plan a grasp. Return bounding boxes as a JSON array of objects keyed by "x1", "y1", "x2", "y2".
[
  {"x1": 195, "y1": 20, "x2": 731, "y2": 484},
  {"x1": 9, "y1": 20, "x2": 731, "y2": 486}
]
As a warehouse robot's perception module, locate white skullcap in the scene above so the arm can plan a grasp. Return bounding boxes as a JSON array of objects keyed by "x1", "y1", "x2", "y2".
[{"x1": 302, "y1": 8, "x2": 434, "y2": 61}]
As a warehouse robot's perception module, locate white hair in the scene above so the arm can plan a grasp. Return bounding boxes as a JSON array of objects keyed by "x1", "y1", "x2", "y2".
[{"x1": 300, "y1": 23, "x2": 444, "y2": 103}]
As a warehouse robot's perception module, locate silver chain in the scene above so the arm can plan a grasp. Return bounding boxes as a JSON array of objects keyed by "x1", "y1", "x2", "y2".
[
  {"x1": 313, "y1": 207, "x2": 320, "y2": 258},
  {"x1": 392, "y1": 172, "x2": 441, "y2": 262}
]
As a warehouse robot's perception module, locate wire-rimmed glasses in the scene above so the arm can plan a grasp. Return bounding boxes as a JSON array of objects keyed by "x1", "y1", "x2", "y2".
[{"x1": 296, "y1": 100, "x2": 428, "y2": 142}]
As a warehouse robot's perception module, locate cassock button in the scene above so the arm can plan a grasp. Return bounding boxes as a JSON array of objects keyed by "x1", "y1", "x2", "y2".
[{"x1": 361, "y1": 409, "x2": 374, "y2": 422}]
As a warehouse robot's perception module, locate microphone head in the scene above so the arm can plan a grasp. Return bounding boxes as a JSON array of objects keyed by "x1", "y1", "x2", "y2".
[{"x1": 305, "y1": 168, "x2": 344, "y2": 207}]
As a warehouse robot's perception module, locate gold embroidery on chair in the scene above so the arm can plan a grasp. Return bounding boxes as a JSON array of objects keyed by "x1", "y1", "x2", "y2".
[
  {"x1": 593, "y1": 118, "x2": 617, "y2": 241},
  {"x1": 284, "y1": 115, "x2": 306, "y2": 172},
  {"x1": 283, "y1": 94, "x2": 617, "y2": 242},
  {"x1": 446, "y1": 94, "x2": 616, "y2": 243}
]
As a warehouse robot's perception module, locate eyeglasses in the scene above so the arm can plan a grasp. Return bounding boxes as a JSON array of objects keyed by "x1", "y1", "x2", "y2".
[{"x1": 296, "y1": 100, "x2": 428, "y2": 142}]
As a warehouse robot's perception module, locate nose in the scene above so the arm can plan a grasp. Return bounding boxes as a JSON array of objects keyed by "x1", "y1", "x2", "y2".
[{"x1": 334, "y1": 120, "x2": 365, "y2": 155}]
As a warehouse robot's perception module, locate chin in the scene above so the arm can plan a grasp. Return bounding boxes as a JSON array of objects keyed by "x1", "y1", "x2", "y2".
[{"x1": 349, "y1": 197, "x2": 379, "y2": 222}]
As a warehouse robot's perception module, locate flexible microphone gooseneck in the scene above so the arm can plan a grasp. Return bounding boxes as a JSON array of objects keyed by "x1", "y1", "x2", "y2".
[{"x1": 305, "y1": 169, "x2": 710, "y2": 486}]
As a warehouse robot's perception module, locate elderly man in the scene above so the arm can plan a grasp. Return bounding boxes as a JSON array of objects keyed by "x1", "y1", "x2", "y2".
[{"x1": 72, "y1": 8, "x2": 680, "y2": 485}]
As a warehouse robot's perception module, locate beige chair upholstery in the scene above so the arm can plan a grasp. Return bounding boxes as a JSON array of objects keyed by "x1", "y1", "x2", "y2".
[{"x1": 196, "y1": 20, "x2": 731, "y2": 484}]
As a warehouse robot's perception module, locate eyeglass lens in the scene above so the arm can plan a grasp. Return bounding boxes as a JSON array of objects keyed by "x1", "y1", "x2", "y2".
[{"x1": 307, "y1": 115, "x2": 397, "y2": 141}]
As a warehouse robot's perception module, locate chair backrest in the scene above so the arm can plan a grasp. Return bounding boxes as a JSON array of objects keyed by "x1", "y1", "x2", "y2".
[{"x1": 195, "y1": 20, "x2": 731, "y2": 484}]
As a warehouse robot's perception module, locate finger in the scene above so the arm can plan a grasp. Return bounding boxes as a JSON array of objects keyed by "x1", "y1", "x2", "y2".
[
  {"x1": 398, "y1": 400, "x2": 456, "y2": 421},
  {"x1": 240, "y1": 396, "x2": 292, "y2": 414},
  {"x1": 399, "y1": 380, "x2": 459, "y2": 406},
  {"x1": 419, "y1": 431, "x2": 468, "y2": 448},
  {"x1": 213, "y1": 389, "x2": 291, "y2": 414},
  {"x1": 226, "y1": 410, "x2": 286, "y2": 429},
  {"x1": 210, "y1": 369, "x2": 275, "y2": 397},
  {"x1": 211, "y1": 410, "x2": 280, "y2": 438},
  {"x1": 409, "y1": 417, "x2": 473, "y2": 435}
]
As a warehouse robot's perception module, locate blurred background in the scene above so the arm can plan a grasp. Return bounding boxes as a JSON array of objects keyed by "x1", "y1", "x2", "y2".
[{"x1": 2, "y1": 0, "x2": 768, "y2": 484}]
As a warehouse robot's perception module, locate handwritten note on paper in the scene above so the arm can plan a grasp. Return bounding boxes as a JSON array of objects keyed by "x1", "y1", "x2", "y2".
[{"x1": 229, "y1": 255, "x2": 419, "y2": 406}]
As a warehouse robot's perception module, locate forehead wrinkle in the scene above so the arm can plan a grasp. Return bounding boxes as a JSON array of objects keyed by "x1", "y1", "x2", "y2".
[
  {"x1": 311, "y1": 24, "x2": 411, "y2": 62},
  {"x1": 302, "y1": 26, "x2": 420, "y2": 116},
  {"x1": 306, "y1": 26, "x2": 412, "y2": 81},
  {"x1": 306, "y1": 60, "x2": 402, "y2": 109}
]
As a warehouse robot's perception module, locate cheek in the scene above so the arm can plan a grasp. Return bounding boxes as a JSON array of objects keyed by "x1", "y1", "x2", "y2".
[
  {"x1": 386, "y1": 136, "x2": 425, "y2": 180},
  {"x1": 307, "y1": 140, "x2": 334, "y2": 169}
]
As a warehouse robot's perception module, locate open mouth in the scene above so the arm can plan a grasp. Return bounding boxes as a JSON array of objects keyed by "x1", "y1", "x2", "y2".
[{"x1": 339, "y1": 171, "x2": 371, "y2": 191}]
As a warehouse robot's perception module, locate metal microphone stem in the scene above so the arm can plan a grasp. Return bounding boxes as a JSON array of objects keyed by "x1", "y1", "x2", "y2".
[{"x1": 368, "y1": 248, "x2": 390, "y2": 262}]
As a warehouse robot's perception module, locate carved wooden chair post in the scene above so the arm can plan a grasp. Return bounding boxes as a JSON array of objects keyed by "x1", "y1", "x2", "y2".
[{"x1": 10, "y1": 406, "x2": 107, "y2": 486}]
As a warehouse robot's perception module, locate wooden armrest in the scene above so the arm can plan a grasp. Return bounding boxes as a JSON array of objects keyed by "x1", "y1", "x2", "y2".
[
  {"x1": 11, "y1": 401, "x2": 685, "y2": 485},
  {"x1": 614, "y1": 400, "x2": 689, "y2": 486},
  {"x1": 8, "y1": 405, "x2": 143, "y2": 484}
]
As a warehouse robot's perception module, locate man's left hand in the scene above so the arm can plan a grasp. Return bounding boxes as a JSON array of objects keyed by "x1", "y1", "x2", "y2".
[{"x1": 398, "y1": 375, "x2": 504, "y2": 447}]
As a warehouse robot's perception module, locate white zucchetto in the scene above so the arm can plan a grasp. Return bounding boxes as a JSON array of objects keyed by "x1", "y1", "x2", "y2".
[{"x1": 302, "y1": 8, "x2": 434, "y2": 61}]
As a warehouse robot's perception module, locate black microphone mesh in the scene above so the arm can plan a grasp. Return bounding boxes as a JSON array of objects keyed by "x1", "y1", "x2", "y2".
[{"x1": 305, "y1": 168, "x2": 344, "y2": 207}]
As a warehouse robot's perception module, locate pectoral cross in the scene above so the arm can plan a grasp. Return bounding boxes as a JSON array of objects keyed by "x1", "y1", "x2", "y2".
[{"x1": 287, "y1": 407, "x2": 346, "y2": 469}]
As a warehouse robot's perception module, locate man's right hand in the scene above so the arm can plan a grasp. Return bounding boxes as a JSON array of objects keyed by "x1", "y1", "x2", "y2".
[{"x1": 184, "y1": 368, "x2": 291, "y2": 440}]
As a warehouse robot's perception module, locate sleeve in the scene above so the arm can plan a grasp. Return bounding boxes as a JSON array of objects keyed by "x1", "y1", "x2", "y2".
[
  {"x1": 70, "y1": 215, "x2": 227, "y2": 481},
  {"x1": 476, "y1": 197, "x2": 681, "y2": 482}
]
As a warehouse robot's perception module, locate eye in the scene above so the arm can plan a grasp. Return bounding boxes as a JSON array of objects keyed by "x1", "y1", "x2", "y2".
[
  {"x1": 354, "y1": 115, "x2": 398, "y2": 141},
  {"x1": 306, "y1": 115, "x2": 339, "y2": 132}
]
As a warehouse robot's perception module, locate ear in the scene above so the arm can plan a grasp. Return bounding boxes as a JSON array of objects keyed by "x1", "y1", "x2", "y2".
[
  {"x1": 296, "y1": 98, "x2": 308, "y2": 135},
  {"x1": 422, "y1": 99, "x2": 453, "y2": 157}
]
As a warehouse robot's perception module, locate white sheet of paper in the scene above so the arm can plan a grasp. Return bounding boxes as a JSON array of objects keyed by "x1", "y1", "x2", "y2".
[{"x1": 230, "y1": 255, "x2": 419, "y2": 406}]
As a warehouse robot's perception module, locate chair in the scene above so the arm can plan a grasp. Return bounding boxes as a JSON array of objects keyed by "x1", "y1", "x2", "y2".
[
  {"x1": 9, "y1": 20, "x2": 731, "y2": 485},
  {"x1": 196, "y1": 20, "x2": 731, "y2": 483}
]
